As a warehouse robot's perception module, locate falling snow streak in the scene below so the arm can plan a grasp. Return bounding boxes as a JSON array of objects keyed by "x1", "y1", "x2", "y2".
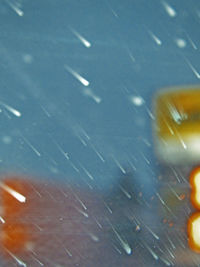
[
  {"x1": 5, "y1": 249, "x2": 27, "y2": 267},
  {"x1": 1, "y1": 0, "x2": 200, "y2": 266},
  {"x1": 0, "y1": 101, "x2": 21, "y2": 117},
  {"x1": 183, "y1": 57, "x2": 200, "y2": 79},
  {"x1": 119, "y1": 185, "x2": 132, "y2": 199},
  {"x1": 143, "y1": 223, "x2": 159, "y2": 240},
  {"x1": 89, "y1": 142, "x2": 105, "y2": 162},
  {"x1": 148, "y1": 31, "x2": 162, "y2": 45},
  {"x1": 141, "y1": 240, "x2": 159, "y2": 260},
  {"x1": 162, "y1": 1, "x2": 176, "y2": 17},
  {"x1": 80, "y1": 164, "x2": 94, "y2": 180},
  {"x1": 111, "y1": 155, "x2": 126, "y2": 174},
  {"x1": 69, "y1": 27, "x2": 91, "y2": 48},
  {"x1": 83, "y1": 88, "x2": 102, "y2": 103},
  {"x1": 156, "y1": 192, "x2": 177, "y2": 218},
  {"x1": 107, "y1": 219, "x2": 132, "y2": 255},
  {"x1": 105, "y1": 1, "x2": 119, "y2": 18},
  {"x1": 6, "y1": 0, "x2": 24, "y2": 16},
  {"x1": 185, "y1": 32, "x2": 198, "y2": 50},
  {"x1": 20, "y1": 135, "x2": 41, "y2": 157},
  {"x1": 0, "y1": 216, "x2": 5, "y2": 224},
  {"x1": 64, "y1": 65, "x2": 90, "y2": 86},
  {"x1": 0, "y1": 181, "x2": 26, "y2": 202}
]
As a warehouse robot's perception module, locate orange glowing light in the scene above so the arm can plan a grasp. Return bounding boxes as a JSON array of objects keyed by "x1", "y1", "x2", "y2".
[
  {"x1": 1, "y1": 223, "x2": 31, "y2": 254},
  {"x1": 0, "y1": 178, "x2": 35, "y2": 255},
  {"x1": 0, "y1": 175, "x2": 106, "y2": 266}
]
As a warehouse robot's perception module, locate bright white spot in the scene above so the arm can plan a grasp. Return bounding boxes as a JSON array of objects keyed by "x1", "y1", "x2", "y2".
[
  {"x1": 69, "y1": 27, "x2": 91, "y2": 48},
  {"x1": 130, "y1": 96, "x2": 144, "y2": 106},
  {"x1": 83, "y1": 88, "x2": 102, "y2": 103},
  {"x1": 0, "y1": 182, "x2": 26, "y2": 202},
  {"x1": 23, "y1": 54, "x2": 33, "y2": 64},
  {"x1": 64, "y1": 65, "x2": 90, "y2": 86},
  {"x1": 191, "y1": 216, "x2": 200, "y2": 247},
  {"x1": 149, "y1": 31, "x2": 162, "y2": 45},
  {"x1": 175, "y1": 38, "x2": 186, "y2": 48},
  {"x1": 0, "y1": 101, "x2": 21, "y2": 117},
  {"x1": 2, "y1": 135, "x2": 12, "y2": 144},
  {"x1": 0, "y1": 216, "x2": 5, "y2": 224},
  {"x1": 162, "y1": 1, "x2": 176, "y2": 17}
]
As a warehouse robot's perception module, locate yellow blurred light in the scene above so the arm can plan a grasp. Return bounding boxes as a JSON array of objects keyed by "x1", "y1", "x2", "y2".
[{"x1": 153, "y1": 86, "x2": 200, "y2": 164}]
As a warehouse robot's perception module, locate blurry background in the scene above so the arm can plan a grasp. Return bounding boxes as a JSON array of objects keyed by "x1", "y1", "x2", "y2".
[{"x1": 0, "y1": 0, "x2": 200, "y2": 266}]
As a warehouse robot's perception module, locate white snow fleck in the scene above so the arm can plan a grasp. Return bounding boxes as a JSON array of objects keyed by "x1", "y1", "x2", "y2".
[
  {"x1": 83, "y1": 88, "x2": 102, "y2": 103},
  {"x1": 130, "y1": 96, "x2": 144, "y2": 106},
  {"x1": 149, "y1": 31, "x2": 162, "y2": 45},
  {"x1": 184, "y1": 57, "x2": 200, "y2": 79},
  {"x1": 0, "y1": 216, "x2": 5, "y2": 224},
  {"x1": 7, "y1": 0, "x2": 24, "y2": 16},
  {"x1": 0, "y1": 101, "x2": 21, "y2": 117},
  {"x1": 64, "y1": 65, "x2": 90, "y2": 86},
  {"x1": 162, "y1": 1, "x2": 176, "y2": 17},
  {"x1": 175, "y1": 38, "x2": 187, "y2": 48},
  {"x1": 0, "y1": 182, "x2": 26, "y2": 203},
  {"x1": 69, "y1": 27, "x2": 91, "y2": 48}
]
